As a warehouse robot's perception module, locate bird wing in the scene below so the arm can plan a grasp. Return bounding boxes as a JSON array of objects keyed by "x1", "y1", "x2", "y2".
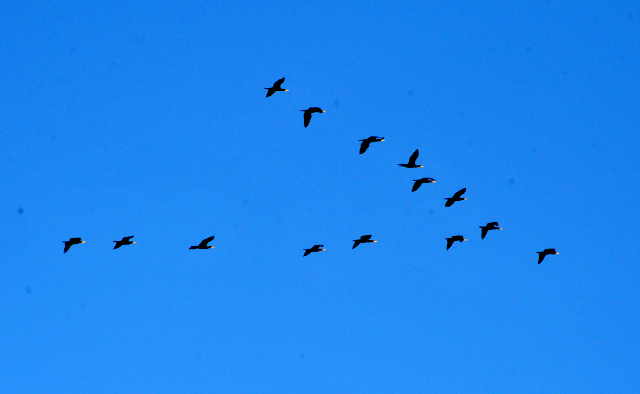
[
  {"x1": 453, "y1": 188, "x2": 467, "y2": 199},
  {"x1": 412, "y1": 180, "x2": 422, "y2": 192},
  {"x1": 123, "y1": 236, "x2": 134, "y2": 242},
  {"x1": 445, "y1": 198, "x2": 454, "y2": 207},
  {"x1": 304, "y1": 111, "x2": 311, "y2": 127},
  {"x1": 64, "y1": 242, "x2": 71, "y2": 253},
  {"x1": 304, "y1": 249, "x2": 311, "y2": 256},
  {"x1": 265, "y1": 88, "x2": 275, "y2": 97},
  {"x1": 359, "y1": 140, "x2": 370, "y2": 154},
  {"x1": 408, "y1": 149, "x2": 419, "y2": 166},
  {"x1": 199, "y1": 236, "x2": 215, "y2": 247},
  {"x1": 446, "y1": 238, "x2": 454, "y2": 250},
  {"x1": 273, "y1": 77, "x2": 284, "y2": 89},
  {"x1": 481, "y1": 227, "x2": 488, "y2": 239},
  {"x1": 114, "y1": 241, "x2": 122, "y2": 249},
  {"x1": 538, "y1": 253, "x2": 545, "y2": 264},
  {"x1": 362, "y1": 235, "x2": 372, "y2": 241},
  {"x1": 352, "y1": 240, "x2": 361, "y2": 249}
]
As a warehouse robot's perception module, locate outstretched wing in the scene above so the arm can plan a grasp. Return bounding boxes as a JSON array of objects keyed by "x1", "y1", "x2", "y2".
[
  {"x1": 445, "y1": 198, "x2": 454, "y2": 207},
  {"x1": 114, "y1": 241, "x2": 122, "y2": 249},
  {"x1": 123, "y1": 236, "x2": 134, "y2": 242},
  {"x1": 481, "y1": 227, "x2": 488, "y2": 239},
  {"x1": 537, "y1": 253, "x2": 545, "y2": 264},
  {"x1": 273, "y1": 77, "x2": 285, "y2": 89},
  {"x1": 304, "y1": 249, "x2": 311, "y2": 256},
  {"x1": 352, "y1": 240, "x2": 361, "y2": 249},
  {"x1": 359, "y1": 140, "x2": 371, "y2": 154},
  {"x1": 412, "y1": 180, "x2": 422, "y2": 192},
  {"x1": 304, "y1": 111, "x2": 311, "y2": 127},
  {"x1": 408, "y1": 149, "x2": 419, "y2": 166},
  {"x1": 453, "y1": 188, "x2": 467, "y2": 199},
  {"x1": 265, "y1": 88, "x2": 275, "y2": 97},
  {"x1": 64, "y1": 242, "x2": 71, "y2": 253},
  {"x1": 361, "y1": 235, "x2": 372, "y2": 241},
  {"x1": 199, "y1": 236, "x2": 215, "y2": 248},
  {"x1": 446, "y1": 238, "x2": 454, "y2": 250}
]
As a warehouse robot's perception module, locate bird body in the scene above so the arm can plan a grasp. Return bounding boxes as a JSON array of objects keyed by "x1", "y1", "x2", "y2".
[
  {"x1": 398, "y1": 149, "x2": 423, "y2": 168},
  {"x1": 301, "y1": 107, "x2": 325, "y2": 127},
  {"x1": 411, "y1": 177, "x2": 436, "y2": 192},
  {"x1": 359, "y1": 136, "x2": 384, "y2": 154},
  {"x1": 352, "y1": 235, "x2": 377, "y2": 249},
  {"x1": 190, "y1": 236, "x2": 215, "y2": 250},
  {"x1": 265, "y1": 77, "x2": 288, "y2": 97},
  {"x1": 446, "y1": 235, "x2": 467, "y2": 250},
  {"x1": 537, "y1": 248, "x2": 559, "y2": 264},
  {"x1": 480, "y1": 222, "x2": 502, "y2": 239},
  {"x1": 114, "y1": 236, "x2": 135, "y2": 249},
  {"x1": 303, "y1": 244, "x2": 325, "y2": 256},
  {"x1": 445, "y1": 188, "x2": 467, "y2": 207},
  {"x1": 63, "y1": 237, "x2": 85, "y2": 253}
]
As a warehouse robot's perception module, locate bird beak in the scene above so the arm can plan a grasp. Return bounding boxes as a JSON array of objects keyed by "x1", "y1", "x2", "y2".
[
  {"x1": 462, "y1": 198, "x2": 467, "y2": 200},
  {"x1": 463, "y1": 239, "x2": 468, "y2": 241},
  {"x1": 322, "y1": 110, "x2": 326, "y2": 113},
  {"x1": 555, "y1": 252, "x2": 559, "y2": 254},
  {"x1": 381, "y1": 139, "x2": 385, "y2": 141},
  {"x1": 81, "y1": 241, "x2": 86, "y2": 243},
  {"x1": 284, "y1": 89, "x2": 289, "y2": 91},
  {"x1": 498, "y1": 228, "x2": 502, "y2": 230},
  {"x1": 419, "y1": 165, "x2": 424, "y2": 167},
  {"x1": 373, "y1": 240, "x2": 377, "y2": 242},
  {"x1": 132, "y1": 242, "x2": 136, "y2": 244}
]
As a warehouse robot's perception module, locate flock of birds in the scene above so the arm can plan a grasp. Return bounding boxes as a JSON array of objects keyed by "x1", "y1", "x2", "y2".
[{"x1": 62, "y1": 77, "x2": 559, "y2": 265}]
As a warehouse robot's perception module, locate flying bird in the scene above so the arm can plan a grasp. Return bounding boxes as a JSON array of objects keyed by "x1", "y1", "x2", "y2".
[
  {"x1": 303, "y1": 244, "x2": 325, "y2": 256},
  {"x1": 480, "y1": 222, "x2": 502, "y2": 239},
  {"x1": 398, "y1": 149, "x2": 423, "y2": 168},
  {"x1": 63, "y1": 237, "x2": 85, "y2": 253},
  {"x1": 412, "y1": 177, "x2": 436, "y2": 192},
  {"x1": 445, "y1": 188, "x2": 467, "y2": 207},
  {"x1": 190, "y1": 236, "x2": 215, "y2": 250},
  {"x1": 446, "y1": 235, "x2": 467, "y2": 250},
  {"x1": 114, "y1": 236, "x2": 136, "y2": 249},
  {"x1": 352, "y1": 235, "x2": 377, "y2": 249},
  {"x1": 265, "y1": 77, "x2": 288, "y2": 97},
  {"x1": 359, "y1": 136, "x2": 384, "y2": 154},
  {"x1": 537, "y1": 248, "x2": 559, "y2": 264},
  {"x1": 301, "y1": 107, "x2": 325, "y2": 127}
]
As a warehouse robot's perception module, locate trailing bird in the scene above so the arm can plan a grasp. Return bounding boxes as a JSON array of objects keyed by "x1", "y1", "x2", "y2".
[
  {"x1": 359, "y1": 136, "x2": 384, "y2": 154},
  {"x1": 446, "y1": 235, "x2": 467, "y2": 250},
  {"x1": 303, "y1": 244, "x2": 325, "y2": 256},
  {"x1": 480, "y1": 222, "x2": 502, "y2": 239},
  {"x1": 114, "y1": 236, "x2": 135, "y2": 249},
  {"x1": 445, "y1": 188, "x2": 467, "y2": 207},
  {"x1": 398, "y1": 149, "x2": 423, "y2": 168},
  {"x1": 265, "y1": 77, "x2": 288, "y2": 97},
  {"x1": 537, "y1": 248, "x2": 559, "y2": 264},
  {"x1": 412, "y1": 177, "x2": 436, "y2": 192},
  {"x1": 352, "y1": 235, "x2": 377, "y2": 249},
  {"x1": 301, "y1": 107, "x2": 325, "y2": 127},
  {"x1": 190, "y1": 236, "x2": 215, "y2": 250},
  {"x1": 63, "y1": 237, "x2": 85, "y2": 253}
]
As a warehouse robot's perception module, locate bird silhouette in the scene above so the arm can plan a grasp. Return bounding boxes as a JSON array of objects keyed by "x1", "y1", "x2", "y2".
[
  {"x1": 63, "y1": 237, "x2": 85, "y2": 253},
  {"x1": 114, "y1": 236, "x2": 135, "y2": 249},
  {"x1": 301, "y1": 107, "x2": 325, "y2": 127},
  {"x1": 359, "y1": 136, "x2": 384, "y2": 154},
  {"x1": 412, "y1": 177, "x2": 436, "y2": 192},
  {"x1": 480, "y1": 222, "x2": 502, "y2": 239},
  {"x1": 265, "y1": 77, "x2": 288, "y2": 97},
  {"x1": 190, "y1": 236, "x2": 215, "y2": 250},
  {"x1": 537, "y1": 248, "x2": 559, "y2": 264},
  {"x1": 445, "y1": 188, "x2": 467, "y2": 207},
  {"x1": 352, "y1": 235, "x2": 377, "y2": 249},
  {"x1": 398, "y1": 149, "x2": 423, "y2": 168},
  {"x1": 446, "y1": 235, "x2": 467, "y2": 250},
  {"x1": 303, "y1": 244, "x2": 325, "y2": 256}
]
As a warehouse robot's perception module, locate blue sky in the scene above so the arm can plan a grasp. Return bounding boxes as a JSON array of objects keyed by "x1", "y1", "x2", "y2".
[{"x1": 1, "y1": 1, "x2": 639, "y2": 392}]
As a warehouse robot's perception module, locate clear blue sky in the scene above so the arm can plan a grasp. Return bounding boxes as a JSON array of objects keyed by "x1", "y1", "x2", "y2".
[{"x1": 1, "y1": 1, "x2": 639, "y2": 392}]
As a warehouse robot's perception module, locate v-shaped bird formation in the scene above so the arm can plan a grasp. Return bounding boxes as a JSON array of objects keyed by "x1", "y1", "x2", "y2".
[{"x1": 61, "y1": 77, "x2": 559, "y2": 265}]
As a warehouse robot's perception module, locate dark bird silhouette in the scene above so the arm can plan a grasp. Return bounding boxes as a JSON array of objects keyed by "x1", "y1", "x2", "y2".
[
  {"x1": 303, "y1": 244, "x2": 325, "y2": 256},
  {"x1": 537, "y1": 248, "x2": 559, "y2": 264},
  {"x1": 412, "y1": 177, "x2": 436, "y2": 192},
  {"x1": 190, "y1": 236, "x2": 215, "y2": 250},
  {"x1": 301, "y1": 107, "x2": 325, "y2": 127},
  {"x1": 359, "y1": 136, "x2": 384, "y2": 154},
  {"x1": 352, "y1": 235, "x2": 377, "y2": 249},
  {"x1": 480, "y1": 222, "x2": 502, "y2": 239},
  {"x1": 446, "y1": 235, "x2": 467, "y2": 250},
  {"x1": 265, "y1": 77, "x2": 288, "y2": 97},
  {"x1": 63, "y1": 237, "x2": 85, "y2": 253},
  {"x1": 114, "y1": 236, "x2": 135, "y2": 249},
  {"x1": 445, "y1": 188, "x2": 467, "y2": 207},
  {"x1": 398, "y1": 149, "x2": 423, "y2": 168}
]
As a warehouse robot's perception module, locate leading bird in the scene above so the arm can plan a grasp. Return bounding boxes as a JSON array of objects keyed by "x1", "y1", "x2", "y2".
[
  {"x1": 537, "y1": 248, "x2": 559, "y2": 264},
  {"x1": 352, "y1": 235, "x2": 377, "y2": 249},
  {"x1": 265, "y1": 77, "x2": 288, "y2": 97},
  {"x1": 190, "y1": 236, "x2": 215, "y2": 250},
  {"x1": 114, "y1": 236, "x2": 136, "y2": 249}
]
